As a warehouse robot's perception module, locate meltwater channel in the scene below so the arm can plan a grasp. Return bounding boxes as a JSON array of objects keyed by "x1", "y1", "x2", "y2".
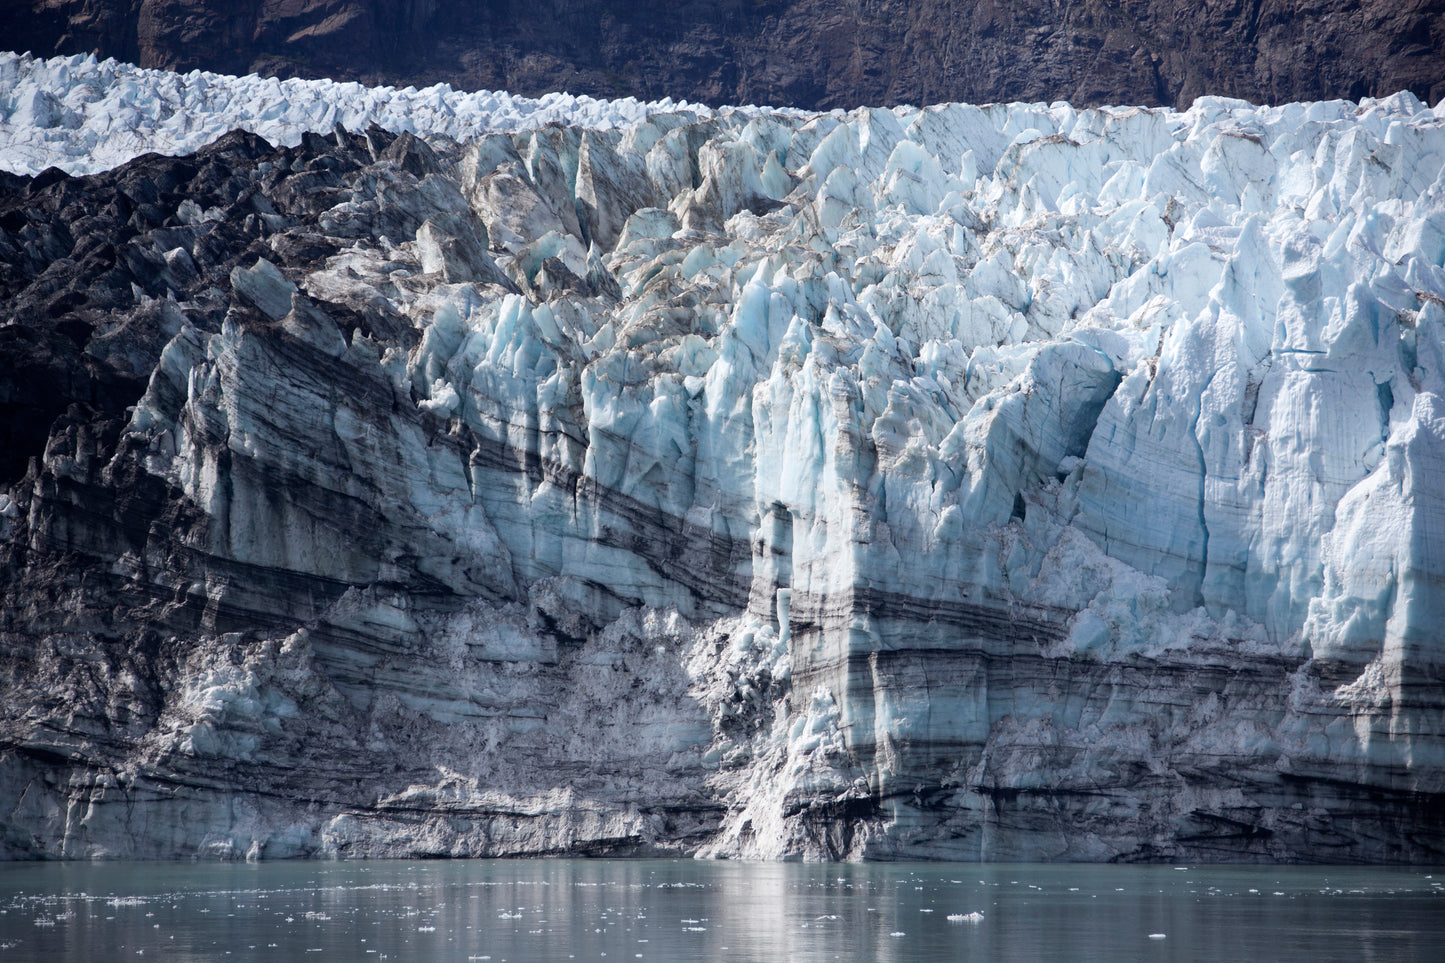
[{"x1": 0, "y1": 859, "x2": 1441, "y2": 961}]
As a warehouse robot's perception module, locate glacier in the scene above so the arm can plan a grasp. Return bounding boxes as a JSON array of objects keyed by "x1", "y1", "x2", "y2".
[{"x1": 1, "y1": 53, "x2": 1444, "y2": 862}]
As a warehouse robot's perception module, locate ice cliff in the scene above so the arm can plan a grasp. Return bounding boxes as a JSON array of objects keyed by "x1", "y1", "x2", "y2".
[{"x1": 2, "y1": 54, "x2": 1445, "y2": 862}]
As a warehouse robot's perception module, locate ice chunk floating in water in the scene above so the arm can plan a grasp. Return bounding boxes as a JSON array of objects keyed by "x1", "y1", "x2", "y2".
[{"x1": 0, "y1": 52, "x2": 1444, "y2": 862}]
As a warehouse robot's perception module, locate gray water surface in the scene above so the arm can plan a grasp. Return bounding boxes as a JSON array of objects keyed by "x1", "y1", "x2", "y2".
[{"x1": 1, "y1": 858, "x2": 1441, "y2": 961}]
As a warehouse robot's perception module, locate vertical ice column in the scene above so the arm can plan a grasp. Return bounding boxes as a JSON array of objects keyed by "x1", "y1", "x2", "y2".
[
  {"x1": 777, "y1": 587, "x2": 792, "y2": 646},
  {"x1": 748, "y1": 501, "x2": 794, "y2": 621}
]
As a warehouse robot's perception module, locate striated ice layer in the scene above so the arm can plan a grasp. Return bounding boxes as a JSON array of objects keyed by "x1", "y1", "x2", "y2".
[{"x1": 2, "y1": 57, "x2": 1445, "y2": 862}]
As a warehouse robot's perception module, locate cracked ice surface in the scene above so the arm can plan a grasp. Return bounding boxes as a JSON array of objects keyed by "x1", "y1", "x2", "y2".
[{"x1": 4, "y1": 52, "x2": 1445, "y2": 861}]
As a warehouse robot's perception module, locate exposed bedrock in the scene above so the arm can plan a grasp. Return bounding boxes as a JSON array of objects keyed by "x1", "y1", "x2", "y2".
[
  {"x1": 3, "y1": 0, "x2": 1444, "y2": 110},
  {"x1": 2, "y1": 90, "x2": 1445, "y2": 861}
]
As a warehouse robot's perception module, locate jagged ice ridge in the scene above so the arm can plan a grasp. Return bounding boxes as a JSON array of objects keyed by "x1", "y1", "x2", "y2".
[
  {"x1": 1, "y1": 53, "x2": 1444, "y2": 861},
  {"x1": 0, "y1": 52, "x2": 729, "y2": 178}
]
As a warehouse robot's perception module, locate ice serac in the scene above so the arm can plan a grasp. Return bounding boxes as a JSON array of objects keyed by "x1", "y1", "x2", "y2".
[{"x1": 3, "y1": 61, "x2": 1445, "y2": 862}]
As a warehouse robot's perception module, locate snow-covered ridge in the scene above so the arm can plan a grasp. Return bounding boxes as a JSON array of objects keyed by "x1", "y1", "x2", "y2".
[
  {"x1": 4, "y1": 50, "x2": 1442, "y2": 180},
  {"x1": 0, "y1": 51, "x2": 734, "y2": 177}
]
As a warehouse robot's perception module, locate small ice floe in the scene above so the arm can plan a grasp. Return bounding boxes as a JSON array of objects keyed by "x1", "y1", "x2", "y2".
[
  {"x1": 1148, "y1": 933, "x2": 1167, "y2": 940},
  {"x1": 946, "y1": 911, "x2": 984, "y2": 923}
]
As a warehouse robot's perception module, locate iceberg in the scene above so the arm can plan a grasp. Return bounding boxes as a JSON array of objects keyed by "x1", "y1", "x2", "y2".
[{"x1": 1, "y1": 54, "x2": 1443, "y2": 861}]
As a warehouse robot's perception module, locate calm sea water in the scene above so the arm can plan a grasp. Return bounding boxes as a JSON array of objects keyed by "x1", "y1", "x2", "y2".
[{"x1": 0, "y1": 858, "x2": 1440, "y2": 961}]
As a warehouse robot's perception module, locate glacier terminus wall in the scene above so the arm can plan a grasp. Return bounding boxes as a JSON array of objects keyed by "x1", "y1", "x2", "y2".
[{"x1": 2, "y1": 53, "x2": 1444, "y2": 862}]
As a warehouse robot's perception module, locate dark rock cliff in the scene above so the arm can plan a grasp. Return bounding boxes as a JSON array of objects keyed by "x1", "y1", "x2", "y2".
[{"x1": 6, "y1": 0, "x2": 1444, "y2": 108}]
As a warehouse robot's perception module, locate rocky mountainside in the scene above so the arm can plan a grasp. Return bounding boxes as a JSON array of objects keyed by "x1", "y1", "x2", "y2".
[
  {"x1": 2, "y1": 58, "x2": 1444, "y2": 860},
  {"x1": 6, "y1": 0, "x2": 1445, "y2": 109}
]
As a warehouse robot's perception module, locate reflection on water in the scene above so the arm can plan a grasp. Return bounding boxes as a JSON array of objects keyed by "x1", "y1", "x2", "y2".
[{"x1": 0, "y1": 858, "x2": 1442, "y2": 961}]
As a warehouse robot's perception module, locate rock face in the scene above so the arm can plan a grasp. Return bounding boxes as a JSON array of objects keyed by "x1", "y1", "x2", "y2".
[
  {"x1": 5, "y1": 0, "x2": 1444, "y2": 110},
  {"x1": 2, "y1": 62, "x2": 1445, "y2": 861}
]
